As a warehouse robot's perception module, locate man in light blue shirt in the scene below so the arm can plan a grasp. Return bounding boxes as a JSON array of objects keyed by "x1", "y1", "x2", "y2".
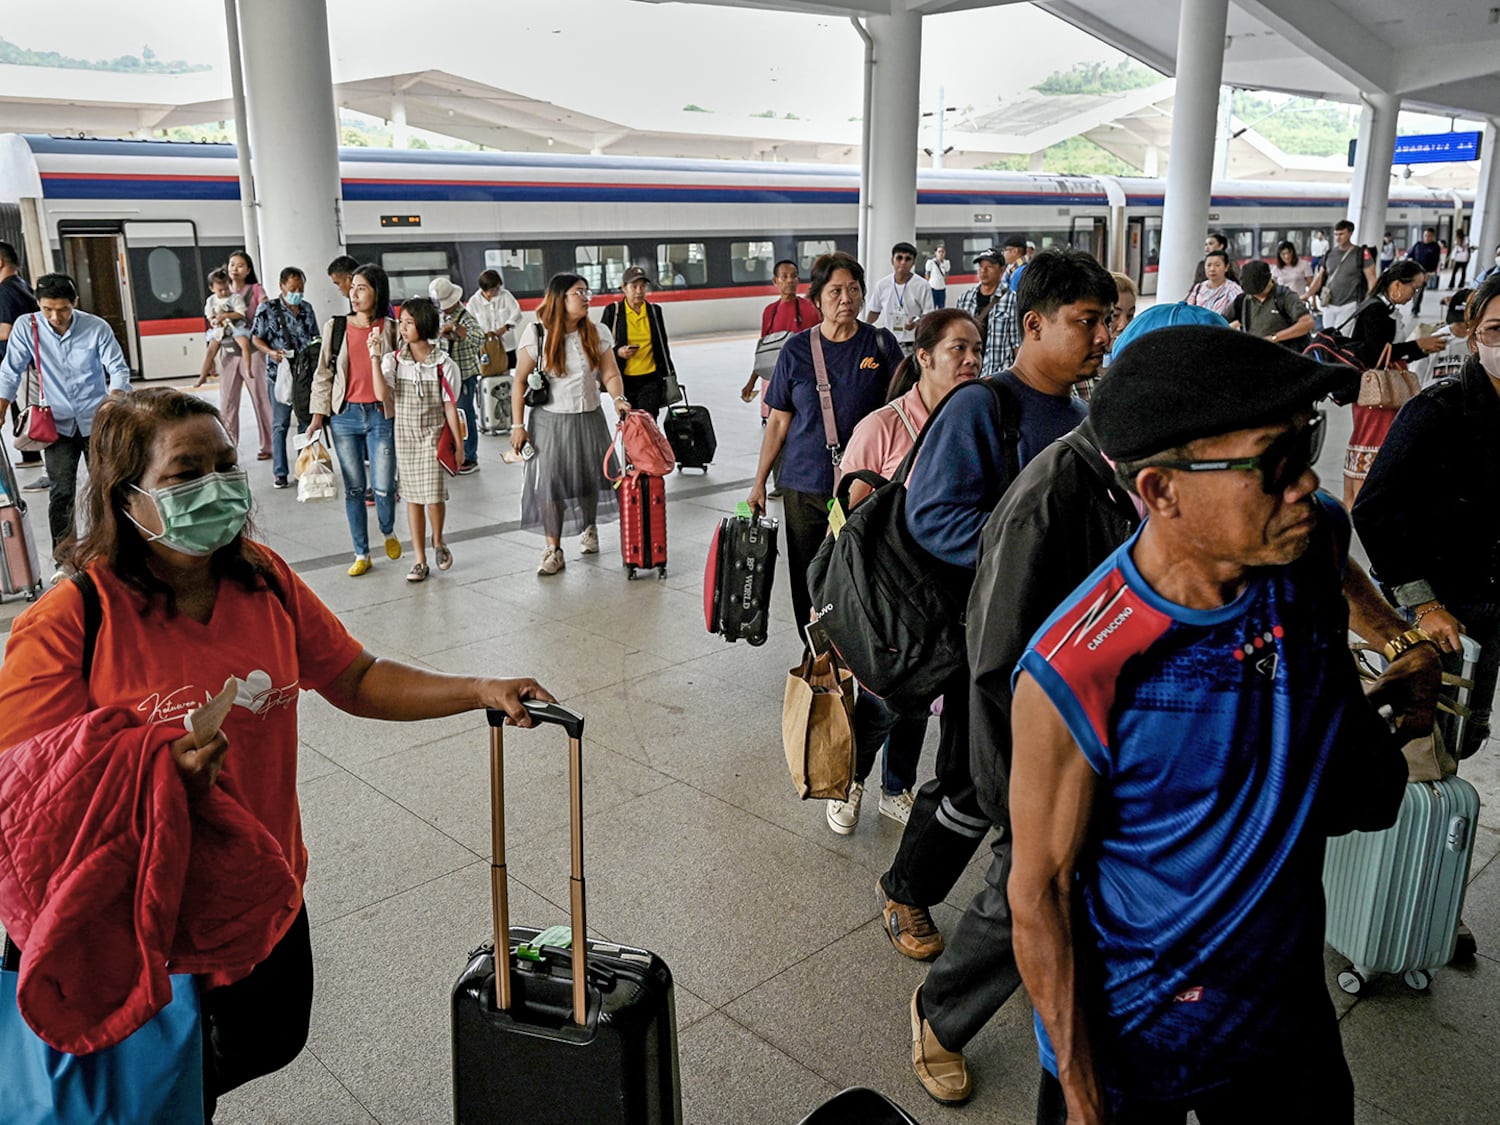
[{"x1": 0, "y1": 273, "x2": 131, "y2": 568}]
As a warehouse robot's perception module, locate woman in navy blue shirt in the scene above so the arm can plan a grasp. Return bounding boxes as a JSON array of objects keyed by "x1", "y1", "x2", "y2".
[{"x1": 748, "y1": 252, "x2": 902, "y2": 633}]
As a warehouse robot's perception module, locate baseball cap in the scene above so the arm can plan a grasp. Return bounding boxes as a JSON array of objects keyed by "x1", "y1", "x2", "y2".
[
  {"x1": 973, "y1": 247, "x2": 1001, "y2": 265},
  {"x1": 621, "y1": 266, "x2": 652, "y2": 287},
  {"x1": 1002, "y1": 234, "x2": 1028, "y2": 251}
]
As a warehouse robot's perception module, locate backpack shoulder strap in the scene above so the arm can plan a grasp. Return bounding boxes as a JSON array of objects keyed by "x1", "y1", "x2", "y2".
[
  {"x1": 980, "y1": 378, "x2": 1023, "y2": 488},
  {"x1": 888, "y1": 399, "x2": 919, "y2": 444},
  {"x1": 808, "y1": 328, "x2": 842, "y2": 466},
  {"x1": 71, "y1": 569, "x2": 101, "y2": 682},
  {"x1": 329, "y1": 315, "x2": 347, "y2": 363}
]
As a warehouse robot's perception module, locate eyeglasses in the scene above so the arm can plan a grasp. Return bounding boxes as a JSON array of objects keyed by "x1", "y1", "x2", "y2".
[
  {"x1": 1140, "y1": 413, "x2": 1325, "y2": 496},
  {"x1": 1472, "y1": 325, "x2": 1500, "y2": 346},
  {"x1": 568, "y1": 288, "x2": 592, "y2": 300}
]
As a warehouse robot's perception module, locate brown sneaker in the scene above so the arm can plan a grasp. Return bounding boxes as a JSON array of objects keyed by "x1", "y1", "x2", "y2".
[
  {"x1": 878, "y1": 879, "x2": 944, "y2": 960},
  {"x1": 910, "y1": 986, "x2": 971, "y2": 1103}
]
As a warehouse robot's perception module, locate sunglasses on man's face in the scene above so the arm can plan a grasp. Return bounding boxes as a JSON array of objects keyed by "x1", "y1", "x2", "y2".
[{"x1": 1142, "y1": 413, "x2": 1325, "y2": 496}]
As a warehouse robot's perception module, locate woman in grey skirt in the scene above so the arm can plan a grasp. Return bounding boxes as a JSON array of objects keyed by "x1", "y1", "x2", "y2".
[{"x1": 511, "y1": 273, "x2": 631, "y2": 575}]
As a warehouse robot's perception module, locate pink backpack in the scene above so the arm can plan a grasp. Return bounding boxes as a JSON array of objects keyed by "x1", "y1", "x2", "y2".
[{"x1": 604, "y1": 410, "x2": 676, "y2": 480}]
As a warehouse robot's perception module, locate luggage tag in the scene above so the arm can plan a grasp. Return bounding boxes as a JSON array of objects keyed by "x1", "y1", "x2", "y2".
[
  {"x1": 516, "y1": 925, "x2": 572, "y2": 963},
  {"x1": 826, "y1": 497, "x2": 847, "y2": 538},
  {"x1": 186, "y1": 677, "x2": 238, "y2": 748}
]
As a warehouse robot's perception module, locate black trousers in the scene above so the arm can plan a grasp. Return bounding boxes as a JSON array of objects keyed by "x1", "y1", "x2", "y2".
[
  {"x1": 879, "y1": 669, "x2": 989, "y2": 906},
  {"x1": 202, "y1": 905, "x2": 314, "y2": 1121},
  {"x1": 1033, "y1": 1016, "x2": 1353, "y2": 1124},
  {"x1": 780, "y1": 487, "x2": 831, "y2": 636},
  {"x1": 41, "y1": 431, "x2": 89, "y2": 564},
  {"x1": 621, "y1": 371, "x2": 664, "y2": 420}
]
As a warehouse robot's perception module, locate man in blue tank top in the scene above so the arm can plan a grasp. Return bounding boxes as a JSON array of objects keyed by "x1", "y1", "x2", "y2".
[{"x1": 1010, "y1": 326, "x2": 1423, "y2": 1123}]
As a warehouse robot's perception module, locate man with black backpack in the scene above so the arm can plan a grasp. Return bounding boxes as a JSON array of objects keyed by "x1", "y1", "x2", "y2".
[
  {"x1": 875, "y1": 250, "x2": 1117, "y2": 976},
  {"x1": 1232, "y1": 260, "x2": 1315, "y2": 351}
]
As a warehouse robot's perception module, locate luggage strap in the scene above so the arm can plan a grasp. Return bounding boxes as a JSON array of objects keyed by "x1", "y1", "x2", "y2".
[{"x1": 808, "y1": 328, "x2": 842, "y2": 468}]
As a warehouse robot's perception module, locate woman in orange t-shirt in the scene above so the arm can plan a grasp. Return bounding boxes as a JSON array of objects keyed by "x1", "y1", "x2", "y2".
[{"x1": 0, "y1": 388, "x2": 554, "y2": 1118}]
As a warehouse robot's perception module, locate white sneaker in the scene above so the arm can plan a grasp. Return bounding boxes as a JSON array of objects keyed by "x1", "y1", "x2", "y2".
[
  {"x1": 826, "y1": 781, "x2": 864, "y2": 835},
  {"x1": 537, "y1": 546, "x2": 565, "y2": 576},
  {"x1": 579, "y1": 524, "x2": 599, "y2": 554},
  {"x1": 879, "y1": 789, "x2": 915, "y2": 826}
]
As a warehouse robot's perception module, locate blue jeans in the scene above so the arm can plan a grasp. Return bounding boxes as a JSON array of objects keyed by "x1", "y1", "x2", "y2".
[
  {"x1": 853, "y1": 692, "x2": 926, "y2": 795},
  {"x1": 328, "y1": 403, "x2": 396, "y2": 557},
  {"x1": 271, "y1": 399, "x2": 306, "y2": 480},
  {"x1": 458, "y1": 376, "x2": 479, "y2": 464}
]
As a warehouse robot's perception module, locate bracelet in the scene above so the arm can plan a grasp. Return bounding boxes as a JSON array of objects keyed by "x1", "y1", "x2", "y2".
[
  {"x1": 1415, "y1": 603, "x2": 1446, "y2": 623},
  {"x1": 1383, "y1": 627, "x2": 1439, "y2": 663}
]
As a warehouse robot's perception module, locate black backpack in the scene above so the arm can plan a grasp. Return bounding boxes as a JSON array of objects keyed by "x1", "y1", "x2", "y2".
[{"x1": 806, "y1": 379, "x2": 1020, "y2": 711}]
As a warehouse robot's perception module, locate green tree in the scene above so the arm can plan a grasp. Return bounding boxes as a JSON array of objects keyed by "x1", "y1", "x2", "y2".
[
  {"x1": 0, "y1": 35, "x2": 207, "y2": 73},
  {"x1": 1034, "y1": 60, "x2": 1163, "y2": 96},
  {"x1": 1231, "y1": 91, "x2": 1357, "y2": 158},
  {"x1": 682, "y1": 104, "x2": 711, "y2": 113}
]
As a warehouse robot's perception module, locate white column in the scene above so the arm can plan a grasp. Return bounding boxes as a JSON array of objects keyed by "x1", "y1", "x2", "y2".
[
  {"x1": 222, "y1": 0, "x2": 260, "y2": 271},
  {"x1": 236, "y1": 0, "x2": 345, "y2": 318},
  {"x1": 1469, "y1": 119, "x2": 1500, "y2": 269},
  {"x1": 863, "y1": 7, "x2": 922, "y2": 274},
  {"x1": 1143, "y1": 144, "x2": 1160, "y2": 178},
  {"x1": 1347, "y1": 92, "x2": 1400, "y2": 251},
  {"x1": 1157, "y1": 0, "x2": 1229, "y2": 302},
  {"x1": 391, "y1": 91, "x2": 409, "y2": 149}
]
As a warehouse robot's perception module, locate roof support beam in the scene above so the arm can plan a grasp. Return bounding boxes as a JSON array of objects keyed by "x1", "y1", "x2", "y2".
[{"x1": 1236, "y1": 0, "x2": 1393, "y2": 94}]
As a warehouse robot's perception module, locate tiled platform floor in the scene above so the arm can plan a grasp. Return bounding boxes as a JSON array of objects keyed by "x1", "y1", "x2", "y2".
[{"x1": 3, "y1": 329, "x2": 1497, "y2": 1124}]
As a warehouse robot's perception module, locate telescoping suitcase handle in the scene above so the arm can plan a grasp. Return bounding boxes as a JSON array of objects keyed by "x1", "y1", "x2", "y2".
[{"x1": 484, "y1": 700, "x2": 588, "y2": 1025}]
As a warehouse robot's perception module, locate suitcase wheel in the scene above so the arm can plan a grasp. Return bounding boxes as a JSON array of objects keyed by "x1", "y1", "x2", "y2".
[
  {"x1": 657, "y1": 565, "x2": 667, "y2": 581},
  {"x1": 626, "y1": 565, "x2": 637, "y2": 580},
  {"x1": 1337, "y1": 969, "x2": 1365, "y2": 995},
  {"x1": 1403, "y1": 968, "x2": 1431, "y2": 992}
]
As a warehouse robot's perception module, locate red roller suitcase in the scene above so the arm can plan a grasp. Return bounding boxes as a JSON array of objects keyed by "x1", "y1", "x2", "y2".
[
  {"x1": 451, "y1": 702, "x2": 683, "y2": 1125},
  {"x1": 619, "y1": 472, "x2": 667, "y2": 580},
  {"x1": 0, "y1": 454, "x2": 43, "y2": 603}
]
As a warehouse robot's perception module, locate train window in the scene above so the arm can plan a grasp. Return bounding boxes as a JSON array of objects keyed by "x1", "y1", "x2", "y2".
[
  {"x1": 146, "y1": 247, "x2": 184, "y2": 304},
  {"x1": 381, "y1": 249, "x2": 453, "y2": 301},
  {"x1": 657, "y1": 243, "x2": 706, "y2": 288},
  {"x1": 485, "y1": 247, "x2": 545, "y2": 294},
  {"x1": 1228, "y1": 230, "x2": 1256, "y2": 262},
  {"x1": 575, "y1": 244, "x2": 630, "y2": 292},
  {"x1": 797, "y1": 240, "x2": 838, "y2": 275},
  {"x1": 1258, "y1": 230, "x2": 1282, "y2": 258},
  {"x1": 962, "y1": 237, "x2": 993, "y2": 261},
  {"x1": 731, "y1": 241, "x2": 775, "y2": 284}
]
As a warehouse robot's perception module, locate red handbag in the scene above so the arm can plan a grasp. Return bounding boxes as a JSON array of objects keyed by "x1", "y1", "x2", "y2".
[
  {"x1": 13, "y1": 316, "x2": 58, "y2": 449},
  {"x1": 436, "y1": 366, "x2": 463, "y2": 477},
  {"x1": 604, "y1": 410, "x2": 675, "y2": 481}
]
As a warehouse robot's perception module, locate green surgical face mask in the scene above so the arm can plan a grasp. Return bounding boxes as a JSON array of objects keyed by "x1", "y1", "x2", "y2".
[{"x1": 127, "y1": 470, "x2": 252, "y2": 557}]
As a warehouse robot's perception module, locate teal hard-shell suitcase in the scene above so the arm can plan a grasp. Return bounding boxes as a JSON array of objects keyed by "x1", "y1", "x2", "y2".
[{"x1": 1323, "y1": 772, "x2": 1480, "y2": 994}]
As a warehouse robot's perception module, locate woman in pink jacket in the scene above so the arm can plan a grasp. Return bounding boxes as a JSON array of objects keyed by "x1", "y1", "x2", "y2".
[{"x1": 822, "y1": 308, "x2": 982, "y2": 837}]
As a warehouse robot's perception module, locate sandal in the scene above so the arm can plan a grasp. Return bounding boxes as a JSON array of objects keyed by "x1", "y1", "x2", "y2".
[
  {"x1": 435, "y1": 544, "x2": 453, "y2": 571},
  {"x1": 406, "y1": 562, "x2": 429, "y2": 583}
]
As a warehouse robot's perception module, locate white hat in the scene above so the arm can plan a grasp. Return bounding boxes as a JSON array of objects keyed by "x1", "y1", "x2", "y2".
[{"x1": 429, "y1": 277, "x2": 463, "y2": 308}]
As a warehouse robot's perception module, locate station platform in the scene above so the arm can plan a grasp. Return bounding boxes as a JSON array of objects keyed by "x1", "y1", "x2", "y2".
[{"x1": 2, "y1": 330, "x2": 1497, "y2": 1124}]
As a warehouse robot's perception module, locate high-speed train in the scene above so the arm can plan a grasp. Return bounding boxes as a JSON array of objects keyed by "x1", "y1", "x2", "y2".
[{"x1": 0, "y1": 133, "x2": 1472, "y2": 380}]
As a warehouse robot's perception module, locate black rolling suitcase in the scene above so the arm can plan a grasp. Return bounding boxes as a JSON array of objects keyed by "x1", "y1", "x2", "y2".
[
  {"x1": 452, "y1": 702, "x2": 683, "y2": 1125},
  {"x1": 663, "y1": 384, "x2": 716, "y2": 472},
  {"x1": 704, "y1": 509, "x2": 778, "y2": 646}
]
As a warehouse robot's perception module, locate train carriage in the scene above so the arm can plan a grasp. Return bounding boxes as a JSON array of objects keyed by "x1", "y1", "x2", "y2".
[{"x1": 0, "y1": 133, "x2": 1470, "y2": 379}]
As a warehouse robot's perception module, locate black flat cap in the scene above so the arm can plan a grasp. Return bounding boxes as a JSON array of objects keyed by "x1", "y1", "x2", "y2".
[
  {"x1": 1001, "y1": 234, "x2": 1028, "y2": 250},
  {"x1": 1090, "y1": 325, "x2": 1344, "y2": 462}
]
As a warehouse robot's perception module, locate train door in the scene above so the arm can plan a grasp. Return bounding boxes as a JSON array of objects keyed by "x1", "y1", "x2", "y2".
[
  {"x1": 1070, "y1": 216, "x2": 1108, "y2": 264},
  {"x1": 124, "y1": 222, "x2": 204, "y2": 380},
  {"x1": 1130, "y1": 217, "x2": 1162, "y2": 296},
  {"x1": 60, "y1": 227, "x2": 138, "y2": 373}
]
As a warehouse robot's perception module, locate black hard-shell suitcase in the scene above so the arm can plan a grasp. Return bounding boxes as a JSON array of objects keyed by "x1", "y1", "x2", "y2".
[
  {"x1": 663, "y1": 385, "x2": 716, "y2": 472},
  {"x1": 451, "y1": 702, "x2": 683, "y2": 1125},
  {"x1": 704, "y1": 512, "x2": 777, "y2": 645}
]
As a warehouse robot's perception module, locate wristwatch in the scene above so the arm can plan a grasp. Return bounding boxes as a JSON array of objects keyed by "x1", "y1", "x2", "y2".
[{"x1": 1383, "y1": 628, "x2": 1438, "y2": 663}]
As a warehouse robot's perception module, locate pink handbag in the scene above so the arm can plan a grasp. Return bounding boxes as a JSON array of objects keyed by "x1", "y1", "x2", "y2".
[{"x1": 604, "y1": 410, "x2": 676, "y2": 480}]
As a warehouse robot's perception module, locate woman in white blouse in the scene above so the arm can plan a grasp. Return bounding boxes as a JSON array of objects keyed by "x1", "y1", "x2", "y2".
[
  {"x1": 468, "y1": 268, "x2": 522, "y2": 370},
  {"x1": 511, "y1": 273, "x2": 631, "y2": 576}
]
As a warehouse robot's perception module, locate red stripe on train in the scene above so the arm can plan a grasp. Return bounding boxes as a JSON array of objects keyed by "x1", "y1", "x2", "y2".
[{"x1": 139, "y1": 318, "x2": 206, "y2": 336}]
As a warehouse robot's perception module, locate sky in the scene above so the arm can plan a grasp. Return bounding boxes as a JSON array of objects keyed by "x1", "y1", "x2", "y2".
[
  {"x1": 0, "y1": 0, "x2": 1126, "y2": 124},
  {"x1": 0, "y1": 0, "x2": 1474, "y2": 139}
]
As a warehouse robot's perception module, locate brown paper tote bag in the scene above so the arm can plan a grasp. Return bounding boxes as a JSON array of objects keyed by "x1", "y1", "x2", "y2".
[{"x1": 782, "y1": 652, "x2": 857, "y2": 800}]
